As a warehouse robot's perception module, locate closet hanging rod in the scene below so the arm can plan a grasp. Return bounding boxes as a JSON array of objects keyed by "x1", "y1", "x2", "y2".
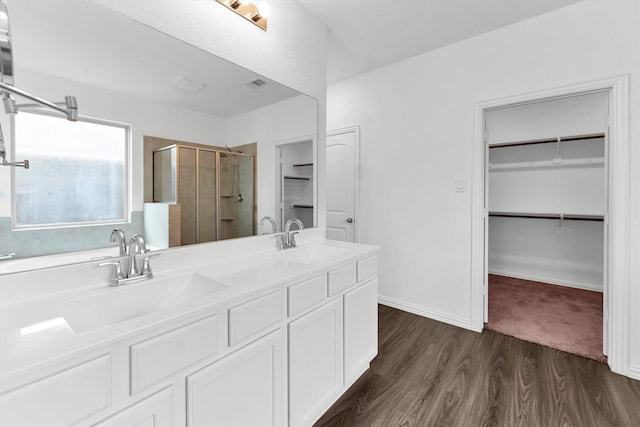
[
  {"x1": 488, "y1": 133, "x2": 605, "y2": 149},
  {"x1": 489, "y1": 212, "x2": 604, "y2": 222}
]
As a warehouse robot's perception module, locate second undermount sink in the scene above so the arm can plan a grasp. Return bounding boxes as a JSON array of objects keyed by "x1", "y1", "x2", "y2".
[
  {"x1": 277, "y1": 243, "x2": 351, "y2": 264},
  {"x1": 57, "y1": 273, "x2": 229, "y2": 334}
]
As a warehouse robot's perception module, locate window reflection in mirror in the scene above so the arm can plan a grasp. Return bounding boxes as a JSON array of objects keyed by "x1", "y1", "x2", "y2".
[{"x1": 14, "y1": 111, "x2": 129, "y2": 228}]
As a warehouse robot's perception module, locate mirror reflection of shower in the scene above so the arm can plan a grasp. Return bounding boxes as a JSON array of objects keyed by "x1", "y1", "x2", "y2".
[
  {"x1": 149, "y1": 143, "x2": 256, "y2": 248},
  {"x1": 219, "y1": 150, "x2": 255, "y2": 241}
]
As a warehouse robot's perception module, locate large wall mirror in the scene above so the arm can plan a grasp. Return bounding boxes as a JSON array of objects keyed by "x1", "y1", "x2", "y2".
[{"x1": 0, "y1": 0, "x2": 318, "y2": 274}]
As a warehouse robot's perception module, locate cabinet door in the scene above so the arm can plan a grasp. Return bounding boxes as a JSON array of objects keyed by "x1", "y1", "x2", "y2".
[
  {"x1": 94, "y1": 387, "x2": 173, "y2": 427},
  {"x1": 288, "y1": 298, "x2": 343, "y2": 427},
  {"x1": 344, "y1": 279, "x2": 378, "y2": 386},
  {"x1": 187, "y1": 330, "x2": 283, "y2": 427}
]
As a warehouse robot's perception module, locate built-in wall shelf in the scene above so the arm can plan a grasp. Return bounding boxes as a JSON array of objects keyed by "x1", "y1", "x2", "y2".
[
  {"x1": 489, "y1": 211, "x2": 604, "y2": 222},
  {"x1": 292, "y1": 204, "x2": 314, "y2": 209},
  {"x1": 293, "y1": 162, "x2": 313, "y2": 168},
  {"x1": 489, "y1": 157, "x2": 605, "y2": 171},
  {"x1": 284, "y1": 175, "x2": 312, "y2": 181}
]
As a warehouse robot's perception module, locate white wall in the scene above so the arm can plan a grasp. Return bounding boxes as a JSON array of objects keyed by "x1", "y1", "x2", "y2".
[
  {"x1": 90, "y1": 0, "x2": 328, "y2": 226},
  {"x1": 489, "y1": 217, "x2": 604, "y2": 290},
  {"x1": 327, "y1": 0, "x2": 640, "y2": 375}
]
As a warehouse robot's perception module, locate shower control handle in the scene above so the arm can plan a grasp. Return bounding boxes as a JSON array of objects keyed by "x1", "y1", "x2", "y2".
[{"x1": 346, "y1": 217, "x2": 353, "y2": 223}]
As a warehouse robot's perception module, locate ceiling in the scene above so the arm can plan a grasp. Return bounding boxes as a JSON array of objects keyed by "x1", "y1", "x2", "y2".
[{"x1": 296, "y1": 0, "x2": 584, "y2": 83}]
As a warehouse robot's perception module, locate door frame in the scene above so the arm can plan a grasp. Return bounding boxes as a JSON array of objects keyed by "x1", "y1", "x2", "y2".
[
  {"x1": 471, "y1": 76, "x2": 630, "y2": 375},
  {"x1": 327, "y1": 126, "x2": 361, "y2": 243}
]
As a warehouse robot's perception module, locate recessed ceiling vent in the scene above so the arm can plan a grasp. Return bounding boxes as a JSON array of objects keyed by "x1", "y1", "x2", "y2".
[
  {"x1": 171, "y1": 76, "x2": 205, "y2": 93},
  {"x1": 247, "y1": 78, "x2": 267, "y2": 89}
]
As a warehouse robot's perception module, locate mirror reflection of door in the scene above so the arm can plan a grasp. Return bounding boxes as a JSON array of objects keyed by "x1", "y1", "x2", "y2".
[{"x1": 326, "y1": 127, "x2": 359, "y2": 242}]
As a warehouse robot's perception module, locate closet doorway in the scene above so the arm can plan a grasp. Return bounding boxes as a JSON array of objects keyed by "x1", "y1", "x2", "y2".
[
  {"x1": 471, "y1": 76, "x2": 630, "y2": 373},
  {"x1": 485, "y1": 92, "x2": 608, "y2": 361}
]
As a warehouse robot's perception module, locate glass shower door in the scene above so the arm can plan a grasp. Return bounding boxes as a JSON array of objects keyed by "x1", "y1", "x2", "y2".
[{"x1": 218, "y1": 152, "x2": 255, "y2": 240}]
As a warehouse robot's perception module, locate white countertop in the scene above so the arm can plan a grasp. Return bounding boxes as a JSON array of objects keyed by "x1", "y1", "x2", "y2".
[{"x1": 0, "y1": 236, "x2": 378, "y2": 385}]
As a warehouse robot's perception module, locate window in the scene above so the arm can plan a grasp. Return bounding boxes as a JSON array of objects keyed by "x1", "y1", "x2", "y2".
[{"x1": 13, "y1": 111, "x2": 129, "y2": 228}]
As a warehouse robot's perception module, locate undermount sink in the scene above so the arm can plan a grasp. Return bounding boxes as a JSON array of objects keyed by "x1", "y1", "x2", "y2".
[
  {"x1": 277, "y1": 243, "x2": 350, "y2": 264},
  {"x1": 57, "y1": 273, "x2": 229, "y2": 334}
]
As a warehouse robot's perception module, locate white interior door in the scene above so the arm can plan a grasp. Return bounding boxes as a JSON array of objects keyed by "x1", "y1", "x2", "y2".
[{"x1": 326, "y1": 127, "x2": 358, "y2": 242}]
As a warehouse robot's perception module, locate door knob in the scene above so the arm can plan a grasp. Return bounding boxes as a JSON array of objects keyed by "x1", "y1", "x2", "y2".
[{"x1": 346, "y1": 217, "x2": 353, "y2": 223}]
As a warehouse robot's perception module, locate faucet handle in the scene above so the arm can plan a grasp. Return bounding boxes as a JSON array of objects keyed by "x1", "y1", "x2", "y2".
[
  {"x1": 141, "y1": 253, "x2": 162, "y2": 275},
  {"x1": 99, "y1": 260, "x2": 125, "y2": 286}
]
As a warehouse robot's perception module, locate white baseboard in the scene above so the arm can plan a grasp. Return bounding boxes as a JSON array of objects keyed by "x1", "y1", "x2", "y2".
[
  {"x1": 378, "y1": 295, "x2": 476, "y2": 332},
  {"x1": 488, "y1": 269, "x2": 603, "y2": 292},
  {"x1": 627, "y1": 364, "x2": 640, "y2": 381}
]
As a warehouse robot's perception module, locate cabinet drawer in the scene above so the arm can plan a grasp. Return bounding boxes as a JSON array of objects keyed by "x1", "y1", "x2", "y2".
[
  {"x1": 327, "y1": 263, "x2": 357, "y2": 296},
  {"x1": 229, "y1": 289, "x2": 282, "y2": 346},
  {"x1": 357, "y1": 255, "x2": 378, "y2": 283},
  {"x1": 288, "y1": 274, "x2": 327, "y2": 317},
  {"x1": 130, "y1": 315, "x2": 219, "y2": 394},
  {"x1": 0, "y1": 355, "x2": 111, "y2": 427}
]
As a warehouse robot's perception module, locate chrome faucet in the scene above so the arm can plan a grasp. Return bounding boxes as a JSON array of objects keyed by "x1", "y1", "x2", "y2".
[
  {"x1": 259, "y1": 216, "x2": 277, "y2": 235},
  {"x1": 99, "y1": 233, "x2": 161, "y2": 286},
  {"x1": 109, "y1": 228, "x2": 127, "y2": 256},
  {"x1": 283, "y1": 218, "x2": 304, "y2": 249}
]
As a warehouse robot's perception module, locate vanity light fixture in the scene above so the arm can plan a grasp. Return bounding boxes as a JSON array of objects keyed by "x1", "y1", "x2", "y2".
[{"x1": 216, "y1": 0, "x2": 269, "y2": 31}]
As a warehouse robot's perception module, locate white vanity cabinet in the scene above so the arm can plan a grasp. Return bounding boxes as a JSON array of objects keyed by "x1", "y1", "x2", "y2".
[
  {"x1": 0, "y1": 242, "x2": 379, "y2": 427},
  {"x1": 288, "y1": 254, "x2": 378, "y2": 426},
  {"x1": 187, "y1": 330, "x2": 284, "y2": 427}
]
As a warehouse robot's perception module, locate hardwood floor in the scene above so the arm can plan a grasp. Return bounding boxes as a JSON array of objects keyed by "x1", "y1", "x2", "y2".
[{"x1": 314, "y1": 305, "x2": 640, "y2": 427}]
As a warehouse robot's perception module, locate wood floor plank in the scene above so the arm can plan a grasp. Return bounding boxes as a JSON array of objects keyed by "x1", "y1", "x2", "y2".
[
  {"x1": 314, "y1": 305, "x2": 640, "y2": 427},
  {"x1": 511, "y1": 339, "x2": 543, "y2": 427}
]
